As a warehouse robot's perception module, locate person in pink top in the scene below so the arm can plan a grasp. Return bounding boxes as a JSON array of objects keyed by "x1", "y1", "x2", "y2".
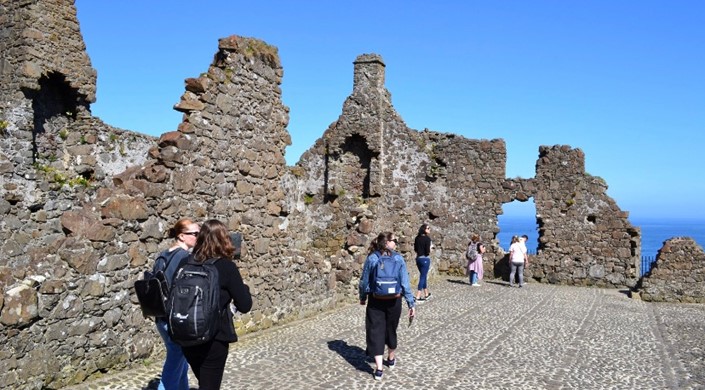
[{"x1": 467, "y1": 241, "x2": 485, "y2": 286}]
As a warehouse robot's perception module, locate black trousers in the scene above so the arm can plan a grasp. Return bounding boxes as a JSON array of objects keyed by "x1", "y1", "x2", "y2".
[
  {"x1": 182, "y1": 339, "x2": 229, "y2": 390},
  {"x1": 365, "y1": 296, "x2": 402, "y2": 357}
]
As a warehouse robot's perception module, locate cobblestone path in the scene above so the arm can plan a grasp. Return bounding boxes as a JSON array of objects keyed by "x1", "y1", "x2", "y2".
[{"x1": 65, "y1": 278, "x2": 705, "y2": 389}]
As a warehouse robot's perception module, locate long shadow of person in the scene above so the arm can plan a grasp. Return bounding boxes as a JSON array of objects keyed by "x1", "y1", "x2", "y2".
[{"x1": 327, "y1": 339, "x2": 372, "y2": 374}]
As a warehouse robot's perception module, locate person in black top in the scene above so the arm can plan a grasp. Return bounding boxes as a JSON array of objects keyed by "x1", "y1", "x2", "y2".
[
  {"x1": 413, "y1": 224, "x2": 433, "y2": 301},
  {"x1": 179, "y1": 219, "x2": 252, "y2": 390}
]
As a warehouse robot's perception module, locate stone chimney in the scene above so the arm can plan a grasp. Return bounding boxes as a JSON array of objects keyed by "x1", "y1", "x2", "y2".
[{"x1": 352, "y1": 54, "x2": 386, "y2": 94}]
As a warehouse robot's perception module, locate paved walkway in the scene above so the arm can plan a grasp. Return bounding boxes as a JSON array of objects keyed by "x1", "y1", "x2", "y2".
[{"x1": 66, "y1": 278, "x2": 705, "y2": 389}]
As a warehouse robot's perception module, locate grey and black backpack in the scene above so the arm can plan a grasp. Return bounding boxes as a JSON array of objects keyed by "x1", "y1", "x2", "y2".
[
  {"x1": 167, "y1": 257, "x2": 221, "y2": 346},
  {"x1": 466, "y1": 241, "x2": 478, "y2": 263}
]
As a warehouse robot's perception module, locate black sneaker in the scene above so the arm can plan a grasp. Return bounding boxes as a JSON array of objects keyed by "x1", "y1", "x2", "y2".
[
  {"x1": 374, "y1": 369, "x2": 383, "y2": 380},
  {"x1": 384, "y1": 358, "x2": 396, "y2": 370}
]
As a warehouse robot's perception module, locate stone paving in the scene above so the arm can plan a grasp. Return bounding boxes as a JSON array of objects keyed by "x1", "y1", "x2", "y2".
[{"x1": 65, "y1": 278, "x2": 705, "y2": 389}]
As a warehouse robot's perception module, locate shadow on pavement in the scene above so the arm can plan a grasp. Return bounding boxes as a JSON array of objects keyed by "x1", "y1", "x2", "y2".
[
  {"x1": 327, "y1": 340, "x2": 372, "y2": 374},
  {"x1": 484, "y1": 280, "x2": 511, "y2": 287}
]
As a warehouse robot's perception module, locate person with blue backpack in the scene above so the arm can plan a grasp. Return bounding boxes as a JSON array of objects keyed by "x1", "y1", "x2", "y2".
[
  {"x1": 359, "y1": 232, "x2": 416, "y2": 381},
  {"x1": 154, "y1": 218, "x2": 200, "y2": 390}
]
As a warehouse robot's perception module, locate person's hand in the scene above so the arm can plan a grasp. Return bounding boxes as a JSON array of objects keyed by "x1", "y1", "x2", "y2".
[{"x1": 409, "y1": 307, "x2": 416, "y2": 318}]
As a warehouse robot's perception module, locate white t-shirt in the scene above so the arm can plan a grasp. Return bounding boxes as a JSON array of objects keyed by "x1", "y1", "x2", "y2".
[{"x1": 509, "y1": 242, "x2": 526, "y2": 264}]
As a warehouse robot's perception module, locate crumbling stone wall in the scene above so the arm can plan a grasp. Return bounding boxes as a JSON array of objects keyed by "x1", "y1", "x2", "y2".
[
  {"x1": 1, "y1": 26, "x2": 336, "y2": 389},
  {"x1": 639, "y1": 238, "x2": 705, "y2": 303},
  {"x1": 0, "y1": 0, "x2": 96, "y2": 107},
  {"x1": 155, "y1": 34, "x2": 337, "y2": 329},
  {"x1": 0, "y1": 1, "x2": 647, "y2": 388},
  {"x1": 0, "y1": 0, "x2": 98, "y2": 180},
  {"x1": 293, "y1": 57, "x2": 641, "y2": 291},
  {"x1": 526, "y1": 145, "x2": 642, "y2": 287},
  {"x1": 293, "y1": 54, "x2": 508, "y2": 288}
]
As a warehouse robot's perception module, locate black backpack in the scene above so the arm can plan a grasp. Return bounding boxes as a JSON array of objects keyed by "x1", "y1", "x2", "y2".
[
  {"x1": 370, "y1": 251, "x2": 403, "y2": 297},
  {"x1": 134, "y1": 251, "x2": 179, "y2": 318},
  {"x1": 167, "y1": 257, "x2": 221, "y2": 346}
]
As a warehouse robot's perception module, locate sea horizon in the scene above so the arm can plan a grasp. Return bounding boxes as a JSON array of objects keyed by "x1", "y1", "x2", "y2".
[{"x1": 496, "y1": 215, "x2": 705, "y2": 259}]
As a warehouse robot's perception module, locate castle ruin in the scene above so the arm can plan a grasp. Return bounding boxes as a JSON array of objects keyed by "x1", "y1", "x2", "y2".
[{"x1": 1, "y1": 1, "x2": 702, "y2": 388}]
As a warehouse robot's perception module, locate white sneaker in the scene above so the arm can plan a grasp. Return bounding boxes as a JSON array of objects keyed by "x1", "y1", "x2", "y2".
[{"x1": 472, "y1": 283, "x2": 480, "y2": 287}]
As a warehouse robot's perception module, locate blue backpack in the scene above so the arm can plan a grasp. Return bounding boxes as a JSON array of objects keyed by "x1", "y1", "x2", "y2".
[{"x1": 370, "y1": 251, "x2": 403, "y2": 297}]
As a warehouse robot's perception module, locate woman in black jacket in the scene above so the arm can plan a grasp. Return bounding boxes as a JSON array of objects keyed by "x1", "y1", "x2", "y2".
[
  {"x1": 180, "y1": 219, "x2": 252, "y2": 390},
  {"x1": 414, "y1": 224, "x2": 433, "y2": 301}
]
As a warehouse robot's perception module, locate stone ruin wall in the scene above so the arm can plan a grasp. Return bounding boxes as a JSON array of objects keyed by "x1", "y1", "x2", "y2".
[
  {"x1": 294, "y1": 54, "x2": 509, "y2": 285},
  {"x1": 294, "y1": 55, "x2": 642, "y2": 290},
  {"x1": 0, "y1": 3, "x2": 336, "y2": 386},
  {"x1": 0, "y1": 1, "x2": 659, "y2": 388},
  {"x1": 639, "y1": 238, "x2": 705, "y2": 303},
  {"x1": 529, "y1": 146, "x2": 642, "y2": 287}
]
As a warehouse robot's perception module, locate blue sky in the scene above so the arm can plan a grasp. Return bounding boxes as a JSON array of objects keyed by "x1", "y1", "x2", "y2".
[{"x1": 74, "y1": 1, "x2": 704, "y2": 220}]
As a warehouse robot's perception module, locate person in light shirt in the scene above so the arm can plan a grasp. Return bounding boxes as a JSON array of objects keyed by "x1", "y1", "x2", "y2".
[{"x1": 508, "y1": 235, "x2": 528, "y2": 287}]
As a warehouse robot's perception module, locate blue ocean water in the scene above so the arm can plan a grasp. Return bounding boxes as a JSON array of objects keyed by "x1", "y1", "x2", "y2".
[{"x1": 496, "y1": 215, "x2": 705, "y2": 258}]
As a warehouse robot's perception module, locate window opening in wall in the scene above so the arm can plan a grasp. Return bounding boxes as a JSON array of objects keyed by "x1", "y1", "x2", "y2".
[
  {"x1": 324, "y1": 134, "x2": 375, "y2": 203},
  {"x1": 23, "y1": 72, "x2": 86, "y2": 161},
  {"x1": 497, "y1": 199, "x2": 538, "y2": 253},
  {"x1": 341, "y1": 134, "x2": 373, "y2": 198},
  {"x1": 587, "y1": 215, "x2": 597, "y2": 223}
]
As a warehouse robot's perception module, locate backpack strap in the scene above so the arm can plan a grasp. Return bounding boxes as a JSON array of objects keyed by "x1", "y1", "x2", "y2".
[
  {"x1": 152, "y1": 252, "x2": 169, "y2": 273},
  {"x1": 162, "y1": 250, "x2": 178, "y2": 269}
]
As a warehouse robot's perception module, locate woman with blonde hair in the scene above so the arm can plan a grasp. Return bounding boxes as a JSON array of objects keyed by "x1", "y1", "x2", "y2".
[{"x1": 508, "y1": 235, "x2": 527, "y2": 287}]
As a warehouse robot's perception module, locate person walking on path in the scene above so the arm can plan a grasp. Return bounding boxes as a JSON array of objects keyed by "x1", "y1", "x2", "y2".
[
  {"x1": 178, "y1": 219, "x2": 252, "y2": 390},
  {"x1": 467, "y1": 241, "x2": 485, "y2": 286},
  {"x1": 154, "y1": 218, "x2": 200, "y2": 390},
  {"x1": 509, "y1": 235, "x2": 528, "y2": 287},
  {"x1": 359, "y1": 232, "x2": 416, "y2": 381},
  {"x1": 414, "y1": 224, "x2": 433, "y2": 301}
]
